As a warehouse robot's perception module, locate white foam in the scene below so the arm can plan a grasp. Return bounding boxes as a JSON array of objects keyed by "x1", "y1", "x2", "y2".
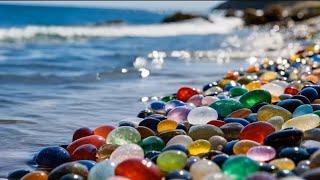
[{"x1": 0, "y1": 17, "x2": 243, "y2": 40}]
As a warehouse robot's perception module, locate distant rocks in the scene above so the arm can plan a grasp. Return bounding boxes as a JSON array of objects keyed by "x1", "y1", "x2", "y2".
[
  {"x1": 93, "y1": 19, "x2": 126, "y2": 26},
  {"x1": 214, "y1": 1, "x2": 320, "y2": 26},
  {"x1": 162, "y1": 12, "x2": 210, "y2": 23}
]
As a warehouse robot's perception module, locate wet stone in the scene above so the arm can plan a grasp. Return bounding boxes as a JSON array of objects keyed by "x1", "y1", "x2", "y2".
[
  {"x1": 256, "y1": 105, "x2": 292, "y2": 121},
  {"x1": 188, "y1": 124, "x2": 224, "y2": 140}
]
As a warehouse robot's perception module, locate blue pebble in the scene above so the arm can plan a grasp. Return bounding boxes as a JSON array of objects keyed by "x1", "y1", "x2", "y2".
[
  {"x1": 7, "y1": 169, "x2": 30, "y2": 180},
  {"x1": 162, "y1": 144, "x2": 188, "y2": 154},
  {"x1": 35, "y1": 146, "x2": 70, "y2": 168},
  {"x1": 246, "y1": 113, "x2": 258, "y2": 123},
  {"x1": 300, "y1": 87, "x2": 318, "y2": 102},
  {"x1": 224, "y1": 118, "x2": 250, "y2": 126},
  {"x1": 279, "y1": 147, "x2": 309, "y2": 163},
  {"x1": 76, "y1": 160, "x2": 96, "y2": 170},
  {"x1": 293, "y1": 104, "x2": 313, "y2": 117},
  {"x1": 291, "y1": 95, "x2": 311, "y2": 104},
  {"x1": 118, "y1": 120, "x2": 136, "y2": 128},
  {"x1": 277, "y1": 99, "x2": 304, "y2": 113},
  {"x1": 223, "y1": 140, "x2": 239, "y2": 155},
  {"x1": 139, "y1": 118, "x2": 160, "y2": 132},
  {"x1": 203, "y1": 82, "x2": 218, "y2": 92},
  {"x1": 211, "y1": 154, "x2": 229, "y2": 167},
  {"x1": 149, "y1": 101, "x2": 166, "y2": 114}
]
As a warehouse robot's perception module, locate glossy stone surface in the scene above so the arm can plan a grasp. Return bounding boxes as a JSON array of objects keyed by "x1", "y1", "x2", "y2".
[
  {"x1": 106, "y1": 127, "x2": 141, "y2": 145},
  {"x1": 71, "y1": 144, "x2": 97, "y2": 161},
  {"x1": 187, "y1": 94, "x2": 204, "y2": 107},
  {"x1": 264, "y1": 128, "x2": 304, "y2": 149},
  {"x1": 210, "y1": 99, "x2": 244, "y2": 118},
  {"x1": 246, "y1": 146, "x2": 276, "y2": 162},
  {"x1": 73, "y1": 127, "x2": 94, "y2": 141},
  {"x1": 36, "y1": 146, "x2": 70, "y2": 168},
  {"x1": 88, "y1": 160, "x2": 115, "y2": 180},
  {"x1": 110, "y1": 144, "x2": 144, "y2": 164},
  {"x1": 176, "y1": 87, "x2": 199, "y2": 102},
  {"x1": 48, "y1": 162, "x2": 88, "y2": 180},
  {"x1": 162, "y1": 144, "x2": 188, "y2": 154},
  {"x1": 187, "y1": 106, "x2": 218, "y2": 125},
  {"x1": 293, "y1": 104, "x2": 313, "y2": 117},
  {"x1": 149, "y1": 101, "x2": 166, "y2": 114},
  {"x1": 21, "y1": 171, "x2": 48, "y2": 180},
  {"x1": 166, "y1": 106, "x2": 191, "y2": 123},
  {"x1": 209, "y1": 135, "x2": 227, "y2": 151},
  {"x1": 188, "y1": 124, "x2": 224, "y2": 140},
  {"x1": 282, "y1": 114, "x2": 320, "y2": 131},
  {"x1": 261, "y1": 83, "x2": 284, "y2": 97},
  {"x1": 279, "y1": 147, "x2": 309, "y2": 163},
  {"x1": 190, "y1": 159, "x2": 221, "y2": 180},
  {"x1": 166, "y1": 170, "x2": 191, "y2": 180},
  {"x1": 96, "y1": 144, "x2": 119, "y2": 161},
  {"x1": 230, "y1": 87, "x2": 248, "y2": 97},
  {"x1": 224, "y1": 118, "x2": 250, "y2": 126},
  {"x1": 300, "y1": 87, "x2": 319, "y2": 102},
  {"x1": 157, "y1": 120, "x2": 177, "y2": 133},
  {"x1": 94, "y1": 125, "x2": 116, "y2": 138},
  {"x1": 187, "y1": 139, "x2": 211, "y2": 156},
  {"x1": 220, "y1": 122, "x2": 244, "y2": 140},
  {"x1": 115, "y1": 158, "x2": 162, "y2": 180},
  {"x1": 60, "y1": 173, "x2": 84, "y2": 180},
  {"x1": 166, "y1": 135, "x2": 193, "y2": 147},
  {"x1": 239, "y1": 122, "x2": 275, "y2": 144},
  {"x1": 269, "y1": 158, "x2": 295, "y2": 170},
  {"x1": 136, "y1": 126, "x2": 156, "y2": 139},
  {"x1": 8, "y1": 170, "x2": 31, "y2": 180},
  {"x1": 256, "y1": 105, "x2": 292, "y2": 121},
  {"x1": 156, "y1": 150, "x2": 188, "y2": 172},
  {"x1": 158, "y1": 129, "x2": 186, "y2": 143},
  {"x1": 227, "y1": 108, "x2": 252, "y2": 118},
  {"x1": 239, "y1": 90, "x2": 272, "y2": 108},
  {"x1": 277, "y1": 99, "x2": 304, "y2": 113},
  {"x1": 67, "y1": 135, "x2": 105, "y2": 154},
  {"x1": 222, "y1": 155, "x2": 259, "y2": 180},
  {"x1": 139, "y1": 136, "x2": 165, "y2": 154},
  {"x1": 138, "y1": 118, "x2": 160, "y2": 132},
  {"x1": 267, "y1": 116, "x2": 284, "y2": 131},
  {"x1": 232, "y1": 140, "x2": 260, "y2": 155}
]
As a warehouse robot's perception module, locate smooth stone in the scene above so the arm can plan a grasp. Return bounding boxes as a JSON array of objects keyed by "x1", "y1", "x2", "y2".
[
  {"x1": 207, "y1": 120, "x2": 225, "y2": 127},
  {"x1": 203, "y1": 172, "x2": 232, "y2": 180},
  {"x1": 73, "y1": 127, "x2": 94, "y2": 141},
  {"x1": 227, "y1": 108, "x2": 252, "y2": 118},
  {"x1": 284, "y1": 86, "x2": 299, "y2": 95},
  {"x1": 136, "y1": 126, "x2": 156, "y2": 139},
  {"x1": 259, "y1": 163, "x2": 278, "y2": 173},
  {"x1": 149, "y1": 101, "x2": 166, "y2": 114},
  {"x1": 60, "y1": 173, "x2": 84, "y2": 180},
  {"x1": 300, "y1": 87, "x2": 319, "y2": 102},
  {"x1": 166, "y1": 106, "x2": 191, "y2": 123},
  {"x1": 279, "y1": 147, "x2": 309, "y2": 163},
  {"x1": 166, "y1": 170, "x2": 191, "y2": 180},
  {"x1": 224, "y1": 118, "x2": 250, "y2": 126},
  {"x1": 190, "y1": 159, "x2": 221, "y2": 180},
  {"x1": 209, "y1": 135, "x2": 227, "y2": 151},
  {"x1": 115, "y1": 158, "x2": 162, "y2": 180},
  {"x1": 161, "y1": 95, "x2": 175, "y2": 103},
  {"x1": 260, "y1": 71, "x2": 278, "y2": 82},
  {"x1": 36, "y1": 146, "x2": 71, "y2": 169},
  {"x1": 165, "y1": 100, "x2": 185, "y2": 112},
  {"x1": 210, "y1": 99, "x2": 244, "y2": 118},
  {"x1": 162, "y1": 144, "x2": 188, "y2": 155},
  {"x1": 156, "y1": 150, "x2": 188, "y2": 172},
  {"x1": 247, "y1": 146, "x2": 276, "y2": 162},
  {"x1": 67, "y1": 135, "x2": 105, "y2": 154},
  {"x1": 256, "y1": 105, "x2": 292, "y2": 121},
  {"x1": 261, "y1": 83, "x2": 284, "y2": 97},
  {"x1": 76, "y1": 160, "x2": 96, "y2": 170},
  {"x1": 282, "y1": 114, "x2": 320, "y2": 131},
  {"x1": 139, "y1": 136, "x2": 165, "y2": 154},
  {"x1": 239, "y1": 122, "x2": 275, "y2": 144},
  {"x1": 291, "y1": 95, "x2": 311, "y2": 104},
  {"x1": 304, "y1": 128, "x2": 320, "y2": 141},
  {"x1": 276, "y1": 170, "x2": 295, "y2": 178},
  {"x1": 230, "y1": 87, "x2": 248, "y2": 97},
  {"x1": 239, "y1": 90, "x2": 271, "y2": 108},
  {"x1": 211, "y1": 154, "x2": 229, "y2": 167},
  {"x1": 158, "y1": 129, "x2": 186, "y2": 143},
  {"x1": 96, "y1": 144, "x2": 119, "y2": 161},
  {"x1": 118, "y1": 121, "x2": 137, "y2": 128},
  {"x1": 220, "y1": 123, "x2": 244, "y2": 141},
  {"x1": 8, "y1": 170, "x2": 31, "y2": 180},
  {"x1": 204, "y1": 86, "x2": 223, "y2": 96},
  {"x1": 187, "y1": 94, "x2": 204, "y2": 107},
  {"x1": 267, "y1": 116, "x2": 285, "y2": 131},
  {"x1": 139, "y1": 118, "x2": 160, "y2": 132},
  {"x1": 251, "y1": 102, "x2": 269, "y2": 113},
  {"x1": 166, "y1": 135, "x2": 193, "y2": 147},
  {"x1": 301, "y1": 167, "x2": 320, "y2": 180},
  {"x1": 48, "y1": 162, "x2": 88, "y2": 180},
  {"x1": 222, "y1": 155, "x2": 259, "y2": 180},
  {"x1": 246, "y1": 113, "x2": 258, "y2": 123},
  {"x1": 71, "y1": 144, "x2": 97, "y2": 161},
  {"x1": 269, "y1": 158, "x2": 295, "y2": 170},
  {"x1": 232, "y1": 140, "x2": 260, "y2": 155},
  {"x1": 293, "y1": 104, "x2": 313, "y2": 117},
  {"x1": 176, "y1": 87, "x2": 199, "y2": 102},
  {"x1": 88, "y1": 160, "x2": 115, "y2": 180},
  {"x1": 187, "y1": 106, "x2": 218, "y2": 125},
  {"x1": 106, "y1": 126, "x2": 141, "y2": 145},
  {"x1": 110, "y1": 144, "x2": 144, "y2": 164},
  {"x1": 246, "y1": 172, "x2": 276, "y2": 180},
  {"x1": 145, "y1": 151, "x2": 161, "y2": 163},
  {"x1": 310, "y1": 150, "x2": 320, "y2": 168},
  {"x1": 185, "y1": 156, "x2": 201, "y2": 170},
  {"x1": 21, "y1": 171, "x2": 48, "y2": 180},
  {"x1": 94, "y1": 125, "x2": 116, "y2": 139},
  {"x1": 188, "y1": 124, "x2": 224, "y2": 140},
  {"x1": 279, "y1": 94, "x2": 293, "y2": 100},
  {"x1": 187, "y1": 139, "x2": 211, "y2": 156},
  {"x1": 277, "y1": 99, "x2": 304, "y2": 113},
  {"x1": 264, "y1": 128, "x2": 304, "y2": 149},
  {"x1": 222, "y1": 140, "x2": 239, "y2": 155},
  {"x1": 201, "y1": 96, "x2": 219, "y2": 106},
  {"x1": 157, "y1": 120, "x2": 177, "y2": 133}
]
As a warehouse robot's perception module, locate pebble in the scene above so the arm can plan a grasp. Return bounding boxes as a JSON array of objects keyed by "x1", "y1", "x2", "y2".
[
  {"x1": 36, "y1": 146, "x2": 70, "y2": 169},
  {"x1": 232, "y1": 140, "x2": 260, "y2": 155},
  {"x1": 88, "y1": 160, "x2": 115, "y2": 180},
  {"x1": 246, "y1": 146, "x2": 276, "y2": 162},
  {"x1": 209, "y1": 135, "x2": 227, "y2": 151},
  {"x1": 106, "y1": 126, "x2": 141, "y2": 145},
  {"x1": 190, "y1": 159, "x2": 221, "y2": 180},
  {"x1": 166, "y1": 134, "x2": 193, "y2": 147},
  {"x1": 282, "y1": 114, "x2": 320, "y2": 131},
  {"x1": 269, "y1": 158, "x2": 295, "y2": 170},
  {"x1": 239, "y1": 90, "x2": 271, "y2": 108},
  {"x1": 222, "y1": 155, "x2": 259, "y2": 180},
  {"x1": 267, "y1": 116, "x2": 285, "y2": 131},
  {"x1": 187, "y1": 106, "x2": 218, "y2": 125},
  {"x1": 210, "y1": 99, "x2": 244, "y2": 118},
  {"x1": 188, "y1": 124, "x2": 224, "y2": 140},
  {"x1": 110, "y1": 144, "x2": 144, "y2": 164},
  {"x1": 239, "y1": 122, "x2": 275, "y2": 144},
  {"x1": 156, "y1": 150, "x2": 187, "y2": 172},
  {"x1": 187, "y1": 139, "x2": 211, "y2": 156},
  {"x1": 21, "y1": 171, "x2": 48, "y2": 180},
  {"x1": 48, "y1": 162, "x2": 88, "y2": 180},
  {"x1": 256, "y1": 105, "x2": 292, "y2": 121}
]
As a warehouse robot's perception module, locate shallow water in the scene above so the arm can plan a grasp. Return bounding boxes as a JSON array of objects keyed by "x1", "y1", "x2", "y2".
[{"x1": 0, "y1": 4, "x2": 305, "y2": 177}]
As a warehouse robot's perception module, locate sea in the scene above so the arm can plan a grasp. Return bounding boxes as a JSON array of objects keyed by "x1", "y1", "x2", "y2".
[{"x1": 0, "y1": 4, "x2": 312, "y2": 177}]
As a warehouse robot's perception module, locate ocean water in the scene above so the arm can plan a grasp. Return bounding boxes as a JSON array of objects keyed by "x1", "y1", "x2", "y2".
[{"x1": 0, "y1": 4, "x2": 302, "y2": 177}]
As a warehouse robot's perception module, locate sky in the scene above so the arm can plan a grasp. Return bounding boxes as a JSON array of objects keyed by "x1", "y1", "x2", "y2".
[{"x1": 0, "y1": 1, "x2": 223, "y2": 13}]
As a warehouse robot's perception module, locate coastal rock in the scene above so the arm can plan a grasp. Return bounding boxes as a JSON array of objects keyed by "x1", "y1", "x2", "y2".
[{"x1": 162, "y1": 12, "x2": 209, "y2": 23}]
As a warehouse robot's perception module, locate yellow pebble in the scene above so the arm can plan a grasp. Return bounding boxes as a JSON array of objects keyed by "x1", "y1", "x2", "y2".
[
  {"x1": 21, "y1": 171, "x2": 48, "y2": 180},
  {"x1": 313, "y1": 99, "x2": 320, "y2": 104},
  {"x1": 269, "y1": 158, "x2": 295, "y2": 170},
  {"x1": 188, "y1": 139, "x2": 211, "y2": 156},
  {"x1": 245, "y1": 81, "x2": 261, "y2": 91},
  {"x1": 260, "y1": 71, "x2": 278, "y2": 82},
  {"x1": 233, "y1": 140, "x2": 260, "y2": 155},
  {"x1": 157, "y1": 119, "x2": 178, "y2": 133}
]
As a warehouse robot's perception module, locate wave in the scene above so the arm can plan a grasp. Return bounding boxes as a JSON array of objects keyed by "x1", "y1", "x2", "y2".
[{"x1": 0, "y1": 17, "x2": 242, "y2": 41}]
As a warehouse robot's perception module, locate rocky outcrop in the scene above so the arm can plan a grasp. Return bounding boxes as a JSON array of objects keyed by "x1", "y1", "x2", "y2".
[{"x1": 162, "y1": 12, "x2": 209, "y2": 23}]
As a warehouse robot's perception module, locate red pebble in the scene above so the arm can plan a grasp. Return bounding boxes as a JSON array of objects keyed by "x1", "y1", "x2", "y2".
[
  {"x1": 94, "y1": 125, "x2": 116, "y2": 138},
  {"x1": 67, "y1": 135, "x2": 105, "y2": 154},
  {"x1": 71, "y1": 144, "x2": 97, "y2": 161},
  {"x1": 284, "y1": 86, "x2": 299, "y2": 95},
  {"x1": 72, "y1": 127, "x2": 94, "y2": 141},
  {"x1": 207, "y1": 120, "x2": 225, "y2": 127},
  {"x1": 115, "y1": 158, "x2": 162, "y2": 180},
  {"x1": 176, "y1": 87, "x2": 199, "y2": 102},
  {"x1": 239, "y1": 122, "x2": 275, "y2": 144}
]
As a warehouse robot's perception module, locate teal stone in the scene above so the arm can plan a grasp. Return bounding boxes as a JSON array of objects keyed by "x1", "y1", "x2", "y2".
[
  {"x1": 88, "y1": 160, "x2": 115, "y2": 180},
  {"x1": 139, "y1": 136, "x2": 165, "y2": 154},
  {"x1": 293, "y1": 104, "x2": 313, "y2": 117},
  {"x1": 222, "y1": 155, "x2": 259, "y2": 180},
  {"x1": 230, "y1": 87, "x2": 248, "y2": 97},
  {"x1": 210, "y1": 99, "x2": 244, "y2": 118},
  {"x1": 239, "y1": 90, "x2": 272, "y2": 108}
]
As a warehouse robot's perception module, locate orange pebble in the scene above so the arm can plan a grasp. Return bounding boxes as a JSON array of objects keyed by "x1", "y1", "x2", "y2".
[
  {"x1": 303, "y1": 74, "x2": 319, "y2": 84},
  {"x1": 224, "y1": 71, "x2": 239, "y2": 80},
  {"x1": 21, "y1": 171, "x2": 48, "y2": 180},
  {"x1": 94, "y1": 125, "x2": 116, "y2": 138},
  {"x1": 246, "y1": 65, "x2": 259, "y2": 73}
]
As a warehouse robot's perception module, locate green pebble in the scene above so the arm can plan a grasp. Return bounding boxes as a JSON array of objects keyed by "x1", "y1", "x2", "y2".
[
  {"x1": 139, "y1": 136, "x2": 165, "y2": 154},
  {"x1": 210, "y1": 99, "x2": 244, "y2": 118},
  {"x1": 156, "y1": 150, "x2": 187, "y2": 172},
  {"x1": 230, "y1": 87, "x2": 248, "y2": 97},
  {"x1": 161, "y1": 95, "x2": 175, "y2": 102},
  {"x1": 239, "y1": 90, "x2": 271, "y2": 108},
  {"x1": 314, "y1": 110, "x2": 320, "y2": 117},
  {"x1": 222, "y1": 155, "x2": 259, "y2": 180}
]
